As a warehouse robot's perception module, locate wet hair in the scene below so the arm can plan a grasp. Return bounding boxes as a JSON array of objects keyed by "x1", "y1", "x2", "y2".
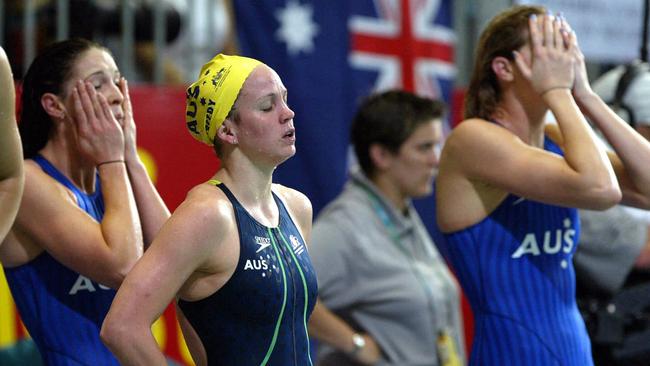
[
  {"x1": 19, "y1": 38, "x2": 107, "y2": 158},
  {"x1": 464, "y1": 5, "x2": 545, "y2": 120},
  {"x1": 351, "y1": 90, "x2": 445, "y2": 178}
]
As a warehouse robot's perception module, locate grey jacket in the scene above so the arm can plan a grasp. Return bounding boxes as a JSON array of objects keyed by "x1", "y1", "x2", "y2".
[{"x1": 310, "y1": 170, "x2": 465, "y2": 366}]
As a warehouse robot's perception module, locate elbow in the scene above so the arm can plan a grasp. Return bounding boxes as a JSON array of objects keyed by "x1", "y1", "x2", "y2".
[
  {"x1": 100, "y1": 314, "x2": 128, "y2": 352},
  {"x1": 102, "y1": 264, "x2": 135, "y2": 289},
  {"x1": 101, "y1": 309, "x2": 144, "y2": 355},
  {"x1": 114, "y1": 263, "x2": 134, "y2": 286},
  {"x1": 108, "y1": 253, "x2": 142, "y2": 288},
  {"x1": 586, "y1": 184, "x2": 622, "y2": 210}
]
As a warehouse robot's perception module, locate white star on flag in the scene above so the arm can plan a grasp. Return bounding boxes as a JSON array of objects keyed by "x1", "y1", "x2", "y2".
[{"x1": 275, "y1": 1, "x2": 319, "y2": 55}]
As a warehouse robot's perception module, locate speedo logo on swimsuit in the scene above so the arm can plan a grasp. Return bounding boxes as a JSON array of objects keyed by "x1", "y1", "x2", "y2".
[
  {"x1": 290, "y1": 235, "x2": 305, "y2": 255},
  {"x1": 254, "y1": 235, "x2": 271, "y2": 253},
  {"x1": 511, "y1": 218, "x2": 576, "y2": 259}
]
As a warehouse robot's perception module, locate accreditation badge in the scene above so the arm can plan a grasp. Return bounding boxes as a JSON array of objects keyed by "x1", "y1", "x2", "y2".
[{"x1": 437, "y1": 329, "x2": 461, "y2": 366}]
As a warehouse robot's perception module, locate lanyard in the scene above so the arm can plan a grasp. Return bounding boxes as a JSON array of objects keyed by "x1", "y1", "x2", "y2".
[
  {"x1": 356, "y1": 180, "x2": 462, "y2": 365},
  {"x1": 356, "y1": 181, "x2": 439, "y2": 314}
]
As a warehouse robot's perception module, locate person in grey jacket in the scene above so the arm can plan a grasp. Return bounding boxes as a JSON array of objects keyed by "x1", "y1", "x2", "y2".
[{"x1": 308, "y1": 90, "x2": 464, "y2": 366}]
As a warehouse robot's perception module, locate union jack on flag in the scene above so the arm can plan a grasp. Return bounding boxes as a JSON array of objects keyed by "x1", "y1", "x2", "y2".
[
  {"x1": 234, "y1": 0, "x2": 455, "y2": 220},
  {"x1": 349, "y1": 0, "x2": 455, "y2": 103}
]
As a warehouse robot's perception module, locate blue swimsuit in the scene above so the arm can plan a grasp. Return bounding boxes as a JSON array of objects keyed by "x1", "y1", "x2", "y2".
[
  {"x1": 432, "y1": 139, "x2": 593, "y2": 365},
  {"x1": 178, "y1": 182, "x2": 318, "y2": 366},
  {"x1": 4, "y1": 155, "x2": 119, "y2": 366}
]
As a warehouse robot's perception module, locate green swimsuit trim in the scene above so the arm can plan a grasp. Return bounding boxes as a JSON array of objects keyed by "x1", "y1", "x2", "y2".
[
  {"x1": 260, "y1": 228, "x2": 289, "y2": 366},
  {"x1": 277, "y1": 228, "x2": 313, "y2": 366}
]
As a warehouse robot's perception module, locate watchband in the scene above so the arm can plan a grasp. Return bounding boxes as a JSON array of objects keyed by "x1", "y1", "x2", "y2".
[{"x1": 350, "y1": 333, "x2": 366, "y2": 355}]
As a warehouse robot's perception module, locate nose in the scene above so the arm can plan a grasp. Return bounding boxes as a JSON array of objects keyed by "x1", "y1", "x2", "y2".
[
  {"x1": 281, "y1": 101, "x2": 295, "y2": 124},
  {"x1": 105, "y1": 81, "x2": 124, "y2": 106}
]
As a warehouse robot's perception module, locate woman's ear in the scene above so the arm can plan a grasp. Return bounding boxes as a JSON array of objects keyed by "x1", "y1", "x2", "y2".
[
  {"x1": 369, "y1": 143, "x2": 392, "y2": 172},
  {"x1": 41, "y1": 93, "x2": 66, "y2": 120},
  {"x1": 216, "y1": 119, "x2": 238, "y2": 145},
  {"x1": 491, "y1": 56, "x2": 515, "y2": 82}
]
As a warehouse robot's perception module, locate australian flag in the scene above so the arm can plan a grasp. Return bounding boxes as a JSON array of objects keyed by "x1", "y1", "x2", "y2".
[{"x1": 233, "y1": 0, "x2": 455, "y2": 225}]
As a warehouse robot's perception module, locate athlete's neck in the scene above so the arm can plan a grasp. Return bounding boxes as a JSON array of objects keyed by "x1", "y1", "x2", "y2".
[
  {"x1": 492, "y1": 104, "x2": 547, "y2": 147},
  {"x1": 39, "y1": 141, "x2": 97, "y2": 193},
  {"x1": 215, "y1": 162, "x2": 279, "y2": 227}
]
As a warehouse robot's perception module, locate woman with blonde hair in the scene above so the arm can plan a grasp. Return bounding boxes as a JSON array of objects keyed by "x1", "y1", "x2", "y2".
[{"x1": 102, "y1": 54, "x2": 318, "y2": 366}]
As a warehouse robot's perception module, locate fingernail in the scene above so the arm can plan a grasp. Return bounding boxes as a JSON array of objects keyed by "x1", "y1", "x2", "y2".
[{"x1": 530, "y1": 14, "x2": 537, "y2": 21}]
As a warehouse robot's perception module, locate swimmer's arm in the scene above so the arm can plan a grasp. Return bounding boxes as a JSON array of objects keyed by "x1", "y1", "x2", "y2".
[
  {"x1": 124, "y1": 157, "x2": 170, "y2": 248},
  {"x1": 501, "y1": 16, "x2": 619, "y2": 208},
  {"x1": 118, "y1": 78, "x2": 170, "y2": 247},
  {"x1": 563, "y1": 18, "x2": 650, "y2": 208},
  {"x1": 10, "y1": 160, "x2": 142, "y2": 287},
  {"x1": 443, "y1": 118, "x2": 619, "y2": 210},
  {"x1": 102, "y1": 191, "x2": 226, "y2": 365},
  {"x1": 308, "y1": 299, "x2": 382, "y2": 364},
  {"x1": 543, "y1": 88, "x2": 620, "y2": 208},
  {"x1": 0, "y1": 46, "x2": 23, "y2": 242},
  {"x1": 572, "y1": 91, "x2": 650, "y2": 208}
]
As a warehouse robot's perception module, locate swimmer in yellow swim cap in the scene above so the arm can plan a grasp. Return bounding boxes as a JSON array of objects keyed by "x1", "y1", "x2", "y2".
[
  {"x1": 185, "y1": 54, "x2": 263, "y2": 146},
  {"x1": 103, "y1": 53, "x2": 319, "y2": 366}
]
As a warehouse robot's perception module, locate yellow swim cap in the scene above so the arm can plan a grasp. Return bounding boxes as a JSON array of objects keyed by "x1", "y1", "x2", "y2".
[{"x1": 185, "y1": 54, "x2": 263, "y2": 146}]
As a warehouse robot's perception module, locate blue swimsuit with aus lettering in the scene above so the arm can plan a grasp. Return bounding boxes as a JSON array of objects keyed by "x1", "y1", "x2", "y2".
[
  {"x1": 432, "y1": 138, "x2": 592, "y2": 366},
  {"x1": 178, "y1": 181, "x2": 318, "y2": 366},
  {"x1": 3, "y1": 155, "x2": 119, "y2": 365}
]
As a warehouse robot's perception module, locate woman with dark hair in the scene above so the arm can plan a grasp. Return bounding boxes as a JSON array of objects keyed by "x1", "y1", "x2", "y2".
[
  {"x1": 432, "y1": 5, "x2": 650, "y2": 366},
  {"x1": 0, "y1": 38, "x2": 169, "y2": 365},
  {"x1": 0, "y1": 46, "x2": 23, "y2": 243},
  {"x1": 308, "y1": 91, "x2": 464, "y2": 366}
]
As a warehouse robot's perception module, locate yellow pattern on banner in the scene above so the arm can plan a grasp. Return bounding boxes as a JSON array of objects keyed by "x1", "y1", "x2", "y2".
[
  {"x1": 138, "y1": 147, "x2": 158, "y2": 183},
  {"x1": 178, "y1": 319, "x2": 195, "y2": 365},
  {"x1": 153, "y1": 317, "x2": 166, "y2": 347},
  {"x1": 0, "y1": 265, "x2": 19, "y2": 347}
]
